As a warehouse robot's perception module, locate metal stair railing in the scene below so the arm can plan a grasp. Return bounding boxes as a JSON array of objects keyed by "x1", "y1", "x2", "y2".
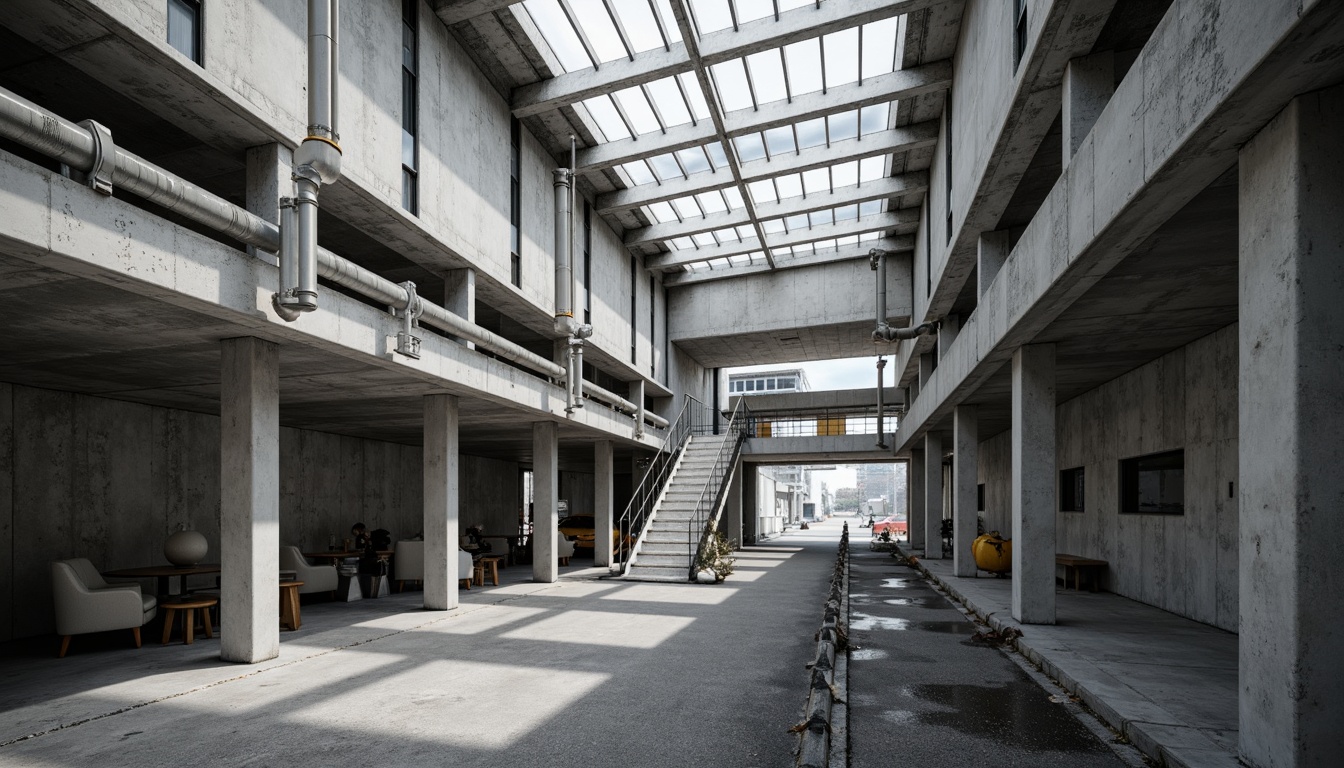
[
  {"x1": 612, "y1": 395, "x2": 709, "y2": 576},
  {"x1": 684, "y1": 400, "x2": 752, "y2": 580}
]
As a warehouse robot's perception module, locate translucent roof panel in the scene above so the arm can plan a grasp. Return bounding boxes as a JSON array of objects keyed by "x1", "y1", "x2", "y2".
[
  {"x1": 832, "y1": 161, "x2": 859, "y2": 189},
  {"x1": 859, "y1": 156, "x2": 886, "y2": 183},
  {"x1": 783, "y1": 39, "x2": 823, "y2": 97},
  {"x1": 568, "y1": 0, "x2": 630, "y2": 64},
  {"x1": 704, "y1": 141, "x2": 729, "y2": 168},
  {"x1": 648, "y1": 153, "x2": 683, "y2": 181},
  {"x1": 582, "y1": 95, "x2": 630, "y2": 142},
  {"x1": 614, "y1": 87, "x2": 661, "y2": 135},
  {"x1": 622, "y1": 160, "x2": 657, "y2": 185},
  {"x1": 860, "y1": 103, "x2": 890, "y2": 135},
  {"x1": 828, "y1": 111, "x2": 859, "y2": 143},
  {"x1": 688, "y1": 0, "x2": 734, "y2": 35},
  {"x1": 763, "y1": 126, "x2": 795, "y2": 156},
  {"x1": 647, "y1": 201, "x2": 678, "y2": 223},
  {"x1": 698, "y1": 192, "x2": 728, "y2": 215},
  {"x1": 734, "y1": 133, "x2": 767, "y2": 163},
  {"x1": 710, "y1": 59, "x2": 754, "y2": 112},
  {"x1": 644, "y1": 77, "x2": 693, "y2": 127},
  {"x1": 861, "y1": 18, "x2": 900, "y2": 79},
  {"x1": 618, "y1": 1, "x2": 668, "y2": 55},
  {"x1": 523, "y1": 1, "x2": 590, "y2": 72},
  {"x1": 746, "y1": 51, "x2": 788, "y2": 104},
  {"x1": 822, "y1": 28, "x2": 860, "y2": 88},
  {"x1": 796, "y1": 118, "x2": 827, "y2": 150}
]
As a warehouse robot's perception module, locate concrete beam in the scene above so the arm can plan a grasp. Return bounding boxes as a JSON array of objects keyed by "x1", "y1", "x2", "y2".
[
  {"x1": 952, "y1": 404, "x2": 977, "y2": 577},
  {"x1": 596, "y1": 124, "x2": 939, "y2": 214},
  {"x1": 1011, "y1": 343, "x2": 1055, "y2": 625},
  {"x1": 1237, "y1": 86, "x2": 1344, "y2": 768},
  {"x1": 532, "y1": 421, "x2": 559, "y2": 583},
  {"x1": 923, "y1": 431, "x2": 943, "y2": 559},
  {"x1": 432, "y1": 0, "x2": 518, "y2": 26},
  {"x1": 219, "y1": 336, "x2": 280, "y2": 664},
  {"x1": 576, "y1": 61, "x2": 952, "y2": 172},
  {"x1": 663, "y1": 237, "x2": 913, "y2": 286},
  {"x1": 511, "y1": 0, "x2": 946, "y2": 118},
  {"x1": 443, "y1": 269, "x2": 476, "y2": 349},
  {"x1": 1061, "y1": 50, "x2": 1114, "y2": 172},
  {"x1": 623, "y1": 173, "x2": 929, "y2": 247},
  {"x1": 648, "y1": 209, "x2": 920, "y2": 269},
  {"x1": 422, "y1": 394, "x2": 460, "y2": 610}
]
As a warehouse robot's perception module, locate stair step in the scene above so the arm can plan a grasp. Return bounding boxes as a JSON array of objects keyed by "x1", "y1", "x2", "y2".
[
  {"x1": 644, "y1": 531, "x2": 695, "y2": 543},
  {"x1": 624, "y1": 565, "x2": 691, "y2": 582},
  {"x1": 640, "y1": 542, "x2": 693, "y2": 555},
  {"x1": 636, "y1": 553, "x2": 691, "y2": 566}
]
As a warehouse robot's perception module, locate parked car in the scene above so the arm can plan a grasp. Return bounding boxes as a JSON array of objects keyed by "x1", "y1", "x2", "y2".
[
  {"x1": 872, "y1": 516, "x2": 907, "y2": 537},
  {"x1": 559, "y1": 515, "x2": 633, "y2": 553}
]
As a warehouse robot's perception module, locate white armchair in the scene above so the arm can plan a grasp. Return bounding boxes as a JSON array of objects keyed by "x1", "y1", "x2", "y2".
[
  {"x1": 279, "y1": 546, "x2": 338, "y2": 595},
  {"x1": 394, "y1": 540, "x2": 474, "y2": 591},
  {"x1": 51, "y1": 559, "x2": 156, "y2": 658},
  {"x1": 557, "y1": 536, "x2": 576, "y2": 566}
]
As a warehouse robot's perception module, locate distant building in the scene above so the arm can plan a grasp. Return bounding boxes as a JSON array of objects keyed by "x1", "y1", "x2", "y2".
[{"x1": 727, "y1": 368, "x2": 810, "y2": 395}]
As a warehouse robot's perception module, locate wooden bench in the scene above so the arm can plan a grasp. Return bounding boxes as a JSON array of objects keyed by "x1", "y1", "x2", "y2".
[{"x1": 1055, "y1": 554, "x2": 1107, "y2": 592}]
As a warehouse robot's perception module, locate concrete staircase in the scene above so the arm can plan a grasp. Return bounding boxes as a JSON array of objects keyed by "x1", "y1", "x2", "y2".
[{"x1": 623, "y1": 433, "x2": 735, "y2": 582}]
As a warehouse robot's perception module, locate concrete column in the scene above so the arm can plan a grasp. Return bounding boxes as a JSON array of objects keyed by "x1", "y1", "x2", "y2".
[
  {"x1": 1011, "y1": 343, "x2": 1056, "y2": 625},
  {"x1": 593, "y1": 440, "x2": 614, "y2": 567},
  {"x1": 245, "y1": 144, "x2": 291, "y2": 266},
  {"x1": 743, "y1": 462, "x2": 759, "y2": 544},
  {"x1": 909, "y1": 449, "x2": 925, "y2": 550},
  {"x1": 219, "y1": 337, "x2": 280, "y2": 664},
  {"x1": 923, "y1": 432, "x2": 944, "y2": 559},
  {"x1": 721, "y1": 459, "x2": 744, "y2": 546},
  {"x1": 532, "y1": 421, "x2": 559, "y2": 582},
  {"x1": 631, "y1": 380, "x2": 645, "y2": 435},
  {"x1": 1237, "y1": 87, "x2": 1344, "y2": 768},
  {"x1": 978, "y1": 231, "x2": 1009, "y2": 299},
  {"x1": 1062, "y1": 51, "x2": 1114, "y2": 170},
  {"x1": 422, "y1": 394, "x2": 459, "y2": 610},
  {"x1": 443, "y1": 269, "x2": 476, "y2": 349},
  {"x1": 918, "y1": 353, "x2": 935, "y2": 389},
  {"x1": 952, "y1": 405, "x2": 978, "y2": 577},
  {"x1": 938, "y1": 314, "x2": 960, "y2": 359}
]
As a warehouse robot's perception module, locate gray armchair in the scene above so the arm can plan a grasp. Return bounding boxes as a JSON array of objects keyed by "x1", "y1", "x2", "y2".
[
  {"x1": 279, "y1": 546, "x2": 338, "y2": 594},
  {"x1": 51, "y1": 559, "x2": 156, "y2": 658}
]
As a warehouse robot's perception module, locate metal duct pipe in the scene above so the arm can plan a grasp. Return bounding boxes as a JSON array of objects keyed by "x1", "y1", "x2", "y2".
[
  {"x1": 875, "y1": 357, "x2": 888, "y2": 449},
  {"x1": 869, "y1": 248, "x2": 937, "y2": 342},
  {"x1": 307, "y1": 0, "x2": 338, "y2": 142},
  {"x1": 553, "y1": 168, "x2": 575, "y2": 336}
]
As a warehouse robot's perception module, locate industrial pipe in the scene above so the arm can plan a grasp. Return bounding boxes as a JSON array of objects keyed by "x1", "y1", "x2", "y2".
[
  {"x1": 869, "y1": 248, "x2": 936, "y2": 342},
  {"x1": 876, "y1": 357, "x2": 888, "y2": 449}
]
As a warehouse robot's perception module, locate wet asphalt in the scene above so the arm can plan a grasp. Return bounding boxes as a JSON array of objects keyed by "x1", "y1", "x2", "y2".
[{"x1": 847, "y1": 547, "x2": 1129, "y2": 768}]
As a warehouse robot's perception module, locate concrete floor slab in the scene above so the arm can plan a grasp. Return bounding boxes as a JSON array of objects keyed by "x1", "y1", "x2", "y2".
[{"x1": 904, "y1": 550, "x2": 1238, "y2": 768}]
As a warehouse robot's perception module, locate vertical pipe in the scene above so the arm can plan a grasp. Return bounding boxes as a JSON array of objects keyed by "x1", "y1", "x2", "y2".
[
  {"x1": 875, "y1": 251, "x2": 887, "y2": 331},
  {"x1": 329, "y1": 0, "x2": 340, "y2": 138},
  {"x1": 294, "y1": 178, "x2": 319, "y2": 309},
  {"x1": 553, "y1": 169, "x2": 573, "y2": 327},
  {"x1": 307, "y1": 0, "x2": 334, "y2": 138},
  {"x1": 876, "y1": 357, "x2": 887, "y2": 447},
  {"x1": 570, "y1": 135, "x2": 578, "y2": 327},
  {"x1": 573, "y1": 342, "x2": 585, "y2": 408},
  {"x1": 279, "y1": 200, "x2": 298, "y2": 296}
]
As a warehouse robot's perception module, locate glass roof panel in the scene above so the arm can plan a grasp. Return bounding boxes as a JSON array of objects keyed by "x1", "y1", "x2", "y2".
[
  {"x1": 704, "y1": 141, "x2": 729, "y2": 168},
  {"x1": 734, "y1": 133, "x2": 767, "y2": 162},
  {"x1": 582, "y1": 95, "x2": 631, "y2": 141},
  {"x1": 710, "y1": 59, "x2": 754, "y2": 112},
  {"x1": 615, "y1": 86, "x2": 662, "y2": 135},
  {"x1": 813, "y1": 238, "x2": 837, "y2": 249},
  {"x1": 835, "y1": 204, "x2": 859, "y2": 222},
  {"x1": 722, "y1": 186, "x2": 745, "y2": 209},
  {"x1": 832, "y1": 161, "x2": 859, "y2": 189},
  {"x1": 523, "y1": 1, "x2": 590, "y2": 72},
  {"x1": 859, "y1": 156, "x2": 886, "y2": 182},
  {"x1": 648, "y1": 153, "x2": 683, "y2": 181},
  {"x1": 761, "y1": 218, "x2": 786, "y2": 234},
  {"x1": 823, "y1": 28, "x2": 860, "y2": 88},
  {"x1": 617, "y1": 0, "x2": 666, "y2": 55},
  {"x1": 698, "y1": 192, "x2": 728, "y2": 214},
  {"x1": 746, "y1": 51, "x2": 788, "y2": 104},
  {"x1": 688, "y1": 0, "x2": 734, "y2": 35},
  {"x1": 692, "y1": 232, "x2": 717, "y2": 247},
  {"x1": 623, "y1": 160, "x2": 657, "y2": 185},
  {"x1": 782, "y1": 213, "x2": 808, "y2": 230},
  {"x1": 837, "y1": 234, "x2": 860, "y2": 246},
  {"x1": 860, "y1": 103, "x2": 890, "y2": 135},
  {"x1": 650, "y1": 0, "x2": 683, "y2": 45},
  {"x1": 860, "y1": 231, "x2": 881, "y2": 241},
  {"x1": 796, "y1": 117, "x2": 827, "y2": 149},
  {"x1": 811, "y1": 209, "x2": 834, "y2": 226},
  {"x1": 569, "y1": 0, "x2": 629, "y2": 64},
  {"x1": 783, "y1": 39, "x2": 823, "y2": 97},
  {"x1": 747, "y1": 179, "x2": 776, "y2": 204},
  {"x1": 670, "y1": 236, "x2": 693, "y2": 249},
  {"x1": 736, "y1": 0, "x2": 775, "y2": 25},
  {"x1": 678, "y1": 147, "x2": 712, "y2": 175},
  {"x1": 763, "y1": 126, "x2": 796, "y2": 156},
  {"x1": 644, "y1": 77, "x2": 692, "y2": 127},
  {"x1": 672, "y1": 197, "x2": 702, "y2": 219},
  {"x1": 678, "y1": 73, "x2": 712, "y2": 121},
  {"x1": 828, "y1": 110, "x2": 859, "y2": 143},
  {"x1": 859, "y1": 200, "x2": 883, "y2": 217},
  {"x1": 801, "y1": 167, "x2": 829, "y2": 195},
  {"x1": 862, "y1": 18, "x2": 899, "y2": 79},
  {"x1": 647, "y1": 201, "x2": 678, "y2": 222},
  {"x1": 712, "y1": 226, "x2": 740, "y2": 242},
  {"x1": 774, "y1": 174, "x2": 803, "y2": 199}
]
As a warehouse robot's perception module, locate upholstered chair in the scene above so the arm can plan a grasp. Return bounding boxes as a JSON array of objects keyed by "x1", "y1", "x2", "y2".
[{"x1": 51, "y1": 559, "x2": 157, "y2": 658}]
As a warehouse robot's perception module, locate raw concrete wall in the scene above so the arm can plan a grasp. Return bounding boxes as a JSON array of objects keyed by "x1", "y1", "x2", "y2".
[
  {"x1": 560, "y1": 471, "x2": 595, "y2": 519},
  {"x1": 977, "y1": 326, "x2": 1238, "y2": 631},
  {"x1": 0, "y1": 383, "x2": 519, "y2": 641}
]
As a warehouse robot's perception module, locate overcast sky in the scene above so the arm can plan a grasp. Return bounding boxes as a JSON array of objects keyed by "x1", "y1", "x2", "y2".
[{"x1": 727, "y1": 355, "x2": 892, "y2": 391}]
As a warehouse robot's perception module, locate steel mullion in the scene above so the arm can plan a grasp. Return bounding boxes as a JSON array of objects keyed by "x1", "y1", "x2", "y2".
[
  {"x1": 743, "y1": 58, "x2": 760, "y2": 110},
  {"x1": 779, "y1": 47, "x2": 793, "y2": 103},
  {"x1": 728, "y1": 0, "x2": 740, "y2": 32},
  {"x1": 647, "y1": 0, "x2": 672, "y2": 51},
  {"x1": 673, "y1": 73, "x2": 699, "y2": 127},
  {"x1": 819, "y1": 35, "x2": 827, "y2": 94},
  {"x1": 701, "y1": 145, "x2": 717, "y2": 172},
  {"x1": 858, "y1": 23, "x2": 864, "y2": 86},
  {"x1": 791, "y1": 124, "x2": 800, "y2": 154},
  {"x1": 761, "y1": 131, "x2": 772, "y2": 161},
  {"x1": 601, "y1": 0, "x2": 636, "y2": 62},
  {"x1": 772, "y1": 0, "x2": 780, "y2": 21},
  {"x1": 672, "y1": 151, "x2": 691, "y2": 179},
  {"x1": 640, "y1": 83, "x2": 669, "y2": 134},
  {"x1": 608, "y1": 93, "x2": 639, "y2": 140},
  {"x1": 557, "y1": 0, "x2": 601, "y2": 70}
]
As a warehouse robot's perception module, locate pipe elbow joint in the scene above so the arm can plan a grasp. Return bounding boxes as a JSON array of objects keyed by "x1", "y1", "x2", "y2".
[{"x1": 294, "y1": 137, "x2": 342, "y2": 185}]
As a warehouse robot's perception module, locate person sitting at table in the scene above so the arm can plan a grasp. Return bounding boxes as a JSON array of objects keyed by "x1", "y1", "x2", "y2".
[{"x1": 351, "y1": 522, "x2": 369, "y2": 550}]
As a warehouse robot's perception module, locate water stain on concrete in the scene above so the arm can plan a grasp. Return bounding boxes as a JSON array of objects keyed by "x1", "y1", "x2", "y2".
[
  {"x1": 883, "y1": 597, "x2": 954, "y2": 608},
  {"x1": 850, "y1": 612, "x2": 912, "y2": 631},
  {"x1": 850, "y1": 648, "x2": 890, "y2": 661},
  {"x1": 909, "y1": 682, "x2": 1112, "y2": 753}
]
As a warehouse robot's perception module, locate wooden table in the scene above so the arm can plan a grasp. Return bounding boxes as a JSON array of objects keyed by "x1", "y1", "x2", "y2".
[
  {"x1": 161, "y1": 596, "x2": 217, "y2": 645},
  {"x1": 474, "y1": 556, "x2": 505, "y2": 586},
  {"x1": 481, "y1": 535, "x2": 524, "y2": 566},
  {"x1": 280, "y1": 580, "x2": 304, "y2": 630},
  {"x1": 1056, "y1": 554, "x2": 1108, "y2": 591},
  {"x1": 103, "y1": 563, "x2": 221, "y2": 597},
  {"x1": 302, "y1": 550, "x2": 393, "y2": 562}
]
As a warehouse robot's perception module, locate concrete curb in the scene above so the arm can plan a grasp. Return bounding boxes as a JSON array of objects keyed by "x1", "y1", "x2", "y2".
[
  {"x1": 895, "y1": 544, "x2": 1236, "y2": 768},
  {"x1": 796, "y1": 524, "x2": 849, "y2": 768}
]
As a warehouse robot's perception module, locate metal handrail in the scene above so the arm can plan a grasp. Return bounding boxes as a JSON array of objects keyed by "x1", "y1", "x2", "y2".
[
  {"x1": 611, "y1": 394, "x2": 707, "y2": 575},
  {"x1": 685, "y1": 400, "x2": 751, "y2": 579}
]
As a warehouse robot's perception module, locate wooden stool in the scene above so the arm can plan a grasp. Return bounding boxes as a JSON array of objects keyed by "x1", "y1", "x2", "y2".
[
  {"x1": 280, "y1": 581, "x2": 304, "y2": 630},
  {"x1": 476, "y1": 556, "x2": 504, "y2": 586},
  {"x1": 160, "y1": 597, "x2": 217, "y2": 645}
]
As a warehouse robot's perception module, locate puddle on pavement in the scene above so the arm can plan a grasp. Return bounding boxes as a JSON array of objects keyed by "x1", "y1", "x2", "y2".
[
  {"x1": 850, "y1": 648, "x2": 889, "y2": 661},
  {"x1": 879, "y1": 709, "x2": 917, "y2": 725},
  {"x1": 883, "y1": 597, "x2": 953, "y2": 608},
  {"x1": 879, "y1": 578, "x2": 926, "y2": 589},
  {"x1": 910, "y1": 682, "x2": 1113, "y2": 753},
  {"x1": 850, "y1": 613, "x2": 912, "y2": 631},
  {"x1": 917, "y1": 621, "x2": 976, "y2": 634}
]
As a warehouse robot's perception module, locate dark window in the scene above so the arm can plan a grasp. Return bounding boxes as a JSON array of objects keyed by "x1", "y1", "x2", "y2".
[
  {"x1": 510, "y1": 117, "x2": 522, "y2": 287},
  {"x1": 945, "y1": 92, "x2": 953, "y2": 245},
  {"x1": 1014, "y1": 0, "x2": 1029, "y2": 70},
  {"x1": 1061, "y1": 467, "x2": 1085, "y2": 512},
  {"x1": 583, "y1": 201, "x2": 592, "y2": 324},
  {"x1": 649, "y1": 274, "x2": 656, "y2": 377},
  {"x1": 400, "y1": 0, "x2": 418, "y2": 214},
  {"x1": 662, "y1": 285, "x2": 669, "y2": 384},
  {"x1": 1121, "y1": 450, "x2": 1185, "y2": 515},
  {"x1": 629, "y1": 255, "x2": 637, "y2": 362},
  {"x1": 167, "y1": 0, "x2": 202, "y2": 64},
  {"x1": 977, "y1": 483, "x2": 985, "y2": 512},
  {"x1": 925, "y1": 202, "x2": 932, "y2": 297},
  {"x1": 746, "y1": 380, "x2": 755, "y2": 392}
]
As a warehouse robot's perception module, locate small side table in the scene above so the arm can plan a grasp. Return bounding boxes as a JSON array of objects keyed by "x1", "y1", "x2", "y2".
[
  {"x1": 475, "y1": 556, "x2": 504, "y2": 587},
  {"x1": 280, "y1": 580, "x2": 304, "y2": 630},
  {"x1": 161, "y1": 597, "x2": 217, "y2": 645}
]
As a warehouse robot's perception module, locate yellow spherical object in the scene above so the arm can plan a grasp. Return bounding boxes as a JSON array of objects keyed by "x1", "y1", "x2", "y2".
[{"x1": 972, "y1": 532, "x2": 1012, "y2": 573}]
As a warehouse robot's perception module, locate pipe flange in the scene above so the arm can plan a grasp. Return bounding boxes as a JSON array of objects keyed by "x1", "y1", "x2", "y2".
[
  {"x1": 77, "y1": 119, "x2": 114, "y2": 196},
  {"x1": 395, "y1": 281, "x2": 422, "y2": 359}
]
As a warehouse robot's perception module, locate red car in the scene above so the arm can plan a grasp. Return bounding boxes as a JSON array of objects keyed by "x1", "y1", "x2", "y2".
[{"x1": 872, "y1": 516, "x2": 907, "y2": 537}]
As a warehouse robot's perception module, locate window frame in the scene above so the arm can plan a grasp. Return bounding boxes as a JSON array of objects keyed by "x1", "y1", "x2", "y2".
[
  {"x1": 510, "y1": 116, "x2": 522, "y2": 287},
  {"x1": 400, "y1": 0, "x2": 419, "y2": 215},
  {"x1": 1060, "y1": 466, "x2": 1085, "y2": 513},
  {"x1": 1120, "y1": 449, "x2": 1185, "y2": 516},
  {"x1": 167, "y1": 0, "x2": 204, "y2": 65},
  {"x1": 1013, "y1": 0, "x2": 1029, "y2": 71}
]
